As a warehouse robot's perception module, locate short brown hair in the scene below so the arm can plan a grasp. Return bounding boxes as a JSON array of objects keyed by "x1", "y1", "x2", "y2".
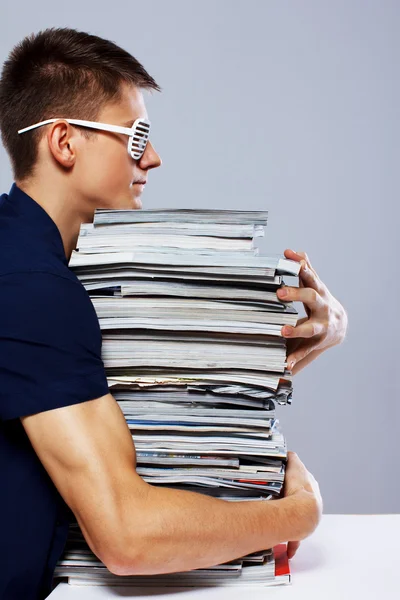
[{"x1": 0, "y1": 27, "x2": 161, "y2": 181}]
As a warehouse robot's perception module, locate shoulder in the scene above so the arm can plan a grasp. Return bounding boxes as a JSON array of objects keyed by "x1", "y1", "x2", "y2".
[{"x1": 0, "y1": 270, "x2": 109, "y2": 420}]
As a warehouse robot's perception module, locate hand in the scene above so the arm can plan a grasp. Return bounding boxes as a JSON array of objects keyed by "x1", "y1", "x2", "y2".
[
  {"x1": 277, "y1": 249, "x2": 348, "y2": 372},
  {"x1": 283, "y1": 451, "x2": 323, "y2": 559}
]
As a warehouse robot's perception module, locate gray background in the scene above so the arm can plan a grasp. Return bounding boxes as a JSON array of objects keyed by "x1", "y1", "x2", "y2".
[{"x1": 0, "y1": 1, "x2": 398, "y2": 514}]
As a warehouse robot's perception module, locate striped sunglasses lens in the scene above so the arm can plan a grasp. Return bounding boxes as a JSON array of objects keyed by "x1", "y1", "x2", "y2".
[{"x1": 129, "y1": 119, "x2": 151, "y2": 159}]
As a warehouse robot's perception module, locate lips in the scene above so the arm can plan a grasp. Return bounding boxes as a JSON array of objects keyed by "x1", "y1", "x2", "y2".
[{"x1": 133, "y1": 180, "x2": 146, "y2": 185}]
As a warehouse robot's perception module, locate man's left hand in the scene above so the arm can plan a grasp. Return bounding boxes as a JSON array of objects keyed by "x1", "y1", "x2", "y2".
[{"x1": 276, "y1": 249, "x2": 348, "y2": 373}]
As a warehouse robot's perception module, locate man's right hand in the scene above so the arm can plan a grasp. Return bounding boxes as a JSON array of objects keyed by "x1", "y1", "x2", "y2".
[{"x1": 283, "y1": 450, "x2": 323, "y2": 559}]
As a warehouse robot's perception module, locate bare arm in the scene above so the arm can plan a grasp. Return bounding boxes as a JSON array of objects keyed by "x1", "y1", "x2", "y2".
[
  {"x1": 21, "y1": 394, "x2": 321, "y2": 576},
  {"x1": 110, "y1": 471, "x2": 318, "y2": 575}
]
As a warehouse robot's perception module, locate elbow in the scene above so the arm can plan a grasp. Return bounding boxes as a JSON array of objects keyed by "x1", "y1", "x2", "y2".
[
  {"x1": 102, "y1": 541, "x2": 148, "y2": 576},
  {"x1": 79, "y1": 478, "x2": 154, "y2": 576},
  {"x1": 106, "y1": 559, "x2": 140, "y2": 577},
  {"x1": 75, "y1": 517, "x2": 146, "y2": 576},
  {"x1": 95, "y1": 515, "x2": 152, "y2": 576},
  {"x1": 103, "y1": 555, "x2": 133, "y2": 576}
]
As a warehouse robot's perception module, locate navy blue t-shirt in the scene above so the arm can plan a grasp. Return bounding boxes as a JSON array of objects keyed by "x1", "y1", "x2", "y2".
[{"x1": 0, "y1": 183, "x2": 110, "y2": 599}]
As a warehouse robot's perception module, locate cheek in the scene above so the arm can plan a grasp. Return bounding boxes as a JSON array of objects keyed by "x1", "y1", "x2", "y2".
[
  {"x1": 78, "y1": 143, "x2": 132, "y2": 197},
  {"x1": 99, "y1": 144, "x2": 131, "y2": 182}
]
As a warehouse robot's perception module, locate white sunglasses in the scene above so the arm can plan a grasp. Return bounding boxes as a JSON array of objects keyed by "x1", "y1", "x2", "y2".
[{"x1": 18, "y1": 117, "x2": 151, "y2": 160}]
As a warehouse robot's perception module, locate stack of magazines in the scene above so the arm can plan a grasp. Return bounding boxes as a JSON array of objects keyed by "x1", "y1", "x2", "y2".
[{"x1": 54, "y1": 208, "x2": 300, "y2": 588}]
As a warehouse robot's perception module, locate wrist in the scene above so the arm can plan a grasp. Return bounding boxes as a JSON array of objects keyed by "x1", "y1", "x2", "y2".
[{"x1": 279, "y1": 489, "x2": 322, "y2": 542}]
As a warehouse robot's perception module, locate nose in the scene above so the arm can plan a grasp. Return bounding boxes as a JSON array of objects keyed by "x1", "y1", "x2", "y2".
[{"x1": 139, "y1": 140, "x2": 162, "y2": 170}]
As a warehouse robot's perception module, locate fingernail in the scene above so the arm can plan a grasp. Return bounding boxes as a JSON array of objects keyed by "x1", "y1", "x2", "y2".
[
  {"x1": 284, "y1": 327, "x2": 292, "y2": 336},
  {"x1": 278, "y1": 288, "x2": 288, "y2": 297},
  {"x1": 288, "y1": 360, "x2": 295, "y2": 370},
  {"x1": 302, "y1": 261, "x2": 307, "y2": 272}
]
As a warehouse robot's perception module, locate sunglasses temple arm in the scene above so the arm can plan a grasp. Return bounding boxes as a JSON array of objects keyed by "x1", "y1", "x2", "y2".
[
  {"x1": 18, "y1": 119, "x2": 133, "y2": 137},
  {"x1": 18, "y1": 119, "x2": 58, "y2": 134}
]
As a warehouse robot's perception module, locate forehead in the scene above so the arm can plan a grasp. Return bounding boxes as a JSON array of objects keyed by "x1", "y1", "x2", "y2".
[{"x1": 98, "y1": 82, "x2": 149, "y2": 124}]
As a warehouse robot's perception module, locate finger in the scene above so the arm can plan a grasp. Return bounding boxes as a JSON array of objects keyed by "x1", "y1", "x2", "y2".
[
  {"x1": 282, "y1": 319, "x2": 326, "y2": 339},
  {"x1": 283, "y1": 249, "x2": 313, "y2": 270},
  {"x1": 297, "y1": 275, "x2": 311, "y2": 320},
  {"x1": 277, "y1": 279, "x2": 312, "y2": 318},
  {"x1": 285, "y1": 335, "x2": 303, "y2": 356},
  {"x1": 283, "y1": 249, "x2": 303, "y2": 263},
  {"x1": 287, "y1": 540, "x2": 301, "y2": 560},
  {"x1": 284, "y1": 249, "x2": 321, "y2": 284},
  {"x1": 287, "y1": 338, "x2": 322, "y2": 369},
  {"x1": 277, "y1": 283, "x2": 312, "y2": 319},
  {"x1": 285, "y1": 451, "x2": 307, "y2": 474},
  {"x1": 282, "y1": 251, "x2": 322, "y2": 303},
  {"x1": 283, "y1": 451, "x2": 308, "y2": 493},
  {"x1": 286, "y1": 450, "x2": 302, "y2": 467},
  {"x1": 293, "y1": 250, "x2": 313, "y2": 271},
  {"x1": 277, "y1": 286, "x2": 324, "y2": 312},
  {"x1": 298, "y1": 259, "x2": 324, "y2": 294}
]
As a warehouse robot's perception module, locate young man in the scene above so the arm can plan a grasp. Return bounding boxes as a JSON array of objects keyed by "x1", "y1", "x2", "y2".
[{"x1": 0, "y1": 27, "x2": 346, "y2": 600}]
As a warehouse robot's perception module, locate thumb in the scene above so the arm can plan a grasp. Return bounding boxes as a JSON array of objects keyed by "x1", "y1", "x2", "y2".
[{"x1": 287, "y1": 540, "x2": 301, "y2": 560}]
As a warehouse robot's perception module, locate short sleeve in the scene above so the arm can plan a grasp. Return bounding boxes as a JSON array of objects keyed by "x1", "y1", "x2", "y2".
[{"x1": 0, "y1": 271, "x2": 110, "y2": 420}]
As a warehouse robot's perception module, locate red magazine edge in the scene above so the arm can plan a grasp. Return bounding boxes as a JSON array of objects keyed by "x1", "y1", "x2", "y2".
[{"x1": 273, "y1": 543, "x2": 290, "y2": 577}]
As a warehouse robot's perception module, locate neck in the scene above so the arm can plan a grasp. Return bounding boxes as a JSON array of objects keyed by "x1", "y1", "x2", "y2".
[{"x1": 16, "y1": 178, "x2": 94, "y2": 263}]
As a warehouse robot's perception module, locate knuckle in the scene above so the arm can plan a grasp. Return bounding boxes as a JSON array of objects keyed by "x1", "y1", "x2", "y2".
[
  {"x1": 323, "y1": 316, "x2": 332, "y2": 332},
  {"x1": 321, "y1": 303, "x2": 330, "y2": 317}
]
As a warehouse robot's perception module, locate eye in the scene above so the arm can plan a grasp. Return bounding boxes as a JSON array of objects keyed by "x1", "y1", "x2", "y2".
[{"x1": 129, "y1": 120, "x2": 150, "y2": 157}]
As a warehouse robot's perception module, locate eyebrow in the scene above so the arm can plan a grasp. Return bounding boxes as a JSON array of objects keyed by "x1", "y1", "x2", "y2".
[{"x1": 122, "y1": 117, "x2": 148, "y2": 128}]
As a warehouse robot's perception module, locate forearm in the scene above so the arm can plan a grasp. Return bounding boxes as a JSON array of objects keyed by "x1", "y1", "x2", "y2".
[{"x1": 111, "y1": 484, "x2": 317, "y2": 576}]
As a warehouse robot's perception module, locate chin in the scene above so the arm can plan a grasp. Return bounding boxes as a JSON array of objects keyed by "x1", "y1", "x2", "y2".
[
  {"x1": 114, "y1": 190, "x2": 142, "y2": 210},
  {"x1": 131, "y1": 194, "x2": 142, "y2": 209}
]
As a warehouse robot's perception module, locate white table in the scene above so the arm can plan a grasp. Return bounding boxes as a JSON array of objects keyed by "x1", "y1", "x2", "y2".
[{"x1": 48, "y1": 515, "x2": 399, "y2": 599}]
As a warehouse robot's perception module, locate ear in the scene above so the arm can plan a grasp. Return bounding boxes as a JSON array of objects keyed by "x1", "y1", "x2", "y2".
[{"x1": 45, "y1": 120, "x2": 77, "y2": 168}]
